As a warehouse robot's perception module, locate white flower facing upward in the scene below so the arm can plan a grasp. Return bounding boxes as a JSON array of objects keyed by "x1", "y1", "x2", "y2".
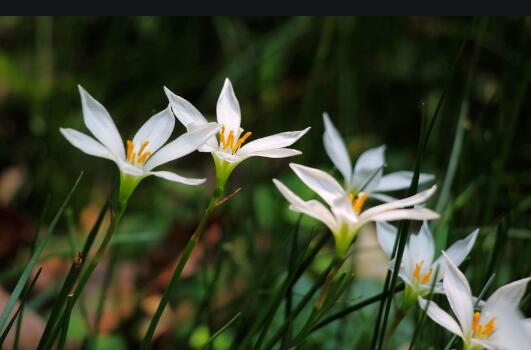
[
  {"x1": 323, "y1": 113, "x2": 434, "y2": 202},
  {"x1": 165, "y1": 78, "x2": 310, "y2": 184},
  {"x1": 377, "y1": 221, "x2": 478, "y2": 298},
  {"x1": 273, "y1": 163, "x2": 439, "y2": 257},
  {"x1": 418, "y1": 252, "x2": 531, "y2": 350},
  {"x1": 60, "y1": 86, "x2": 219, "y2": 204}
]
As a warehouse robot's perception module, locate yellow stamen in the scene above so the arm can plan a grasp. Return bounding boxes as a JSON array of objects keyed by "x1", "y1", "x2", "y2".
[
  {"x1": 137, "y1": 151, "x2": 152, "y2": 164},
  {"x1": 130, "y1": 152, "x2": 137, "y2": 164},
  {"x1": 413, "y1": 261, "x2": 424, "y2": 281},
  {"x1": 348, "y1": 192, "x2": 355, "y2": 202},
  {"x1": 353, "y1": 192, "x2": 368, "y2": 215},
  {"x1": 421, "y1": 268, "x2": 433, "y2": 284},
  {"x1": 219, "y1": 126, "x2": 226, "y2": 148},
  {"x1": 232, "y1": 131, "x2": 252, "y2": 153},
  {"x1": 483, "y1": 318, "x2": 495, "y2": 337},
  {"x1": 126, "y1": 140, "x2": 134, "y2": 162},
  {"x1": 137, "y1": 140, "x2": 150, "y2": 157},
  {"x1": 472, "y1": 311, "x2": 480, "y2": 334},
  {"x1": 471, "y1": 311, "x2": 495, "y2": 339},
  {"x1": 226, "y1": 130, "x2": 235, "y2": 150}
]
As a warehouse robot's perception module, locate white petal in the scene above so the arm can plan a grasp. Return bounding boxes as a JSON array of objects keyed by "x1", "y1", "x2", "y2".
[
  {"x1": 150, "y1": 170, "x2": 206, "y2": 185},
  {"x1": 483, "y1": 277, "x2": 531, "y2": 316},
  {"x1": 322, "y1": 113, "x2": 352, "y2": 186},
  {"x1": 418, "y1": 297, "x2": 463, "y2": 338},
  {"x1": 144, "y1": 123, "x2": 219, "y2": 170},
  {"x1": 370, "y1": 193, "x2": 399, "y2": 203},
  {"x1": 352, "y1": 145, "x2": 385, "y2": 190},
  {"x1": 376, "y1": 221, "x2": 398, "y2": 257},
  {"x1": 273, "y1": 179, "x2": 337, "y2": 232},
  {"x1": 238, "y1": 128, "x2": 310, "y2": 155},
  {"x1": 289, "y1": 163, "x2": 344, "y2": 207},
  {"x1": 330, "y1": 194, "x2": 357, "y2": 226},
  {"x1": 164, "y1": 86, "x2": 209, "y2": 128},
  {"x1": 132, "y1": 108, "x2": 175, "y2": 154},
  {"x1": 359, "y1": 207, "x2": 439, "y2": 228},
  {"x1": 116, "y1": 159, "x2": 145, "y2": 177},
  {"x1": 216, "y1": 78, "x2": 241, "y2": 136},
  {"x1": 238, "y1": 148, "x2": 302, "y2": 159},
  {"x1": 489, "y1": 304, "x2": 531, "y2": 350},
  {"x1": 359, "y1": 185, "x2": 437, "y2": 219},
  {"x1": 470, "y1": 338, "x2": 497, "y2": 350},
  {"x1": 60, "y1": 128, "x2": 114, "y2": 160},
  {"x1": 432, "y1": 229, "x2": 479, "y2": 279},
  {"x1": 78, "y1": 85, "x2": 125, "y2": 160},
  {"x1": 407, "y1": 222, "x2": 435, "y2": 267},
  {"x1": 213, "y1": 151, "x2": 244, "y2": 164},
  {"x1": 373, "y1": 171, "x2": 435, "y2": 192},
  {"x1": 442, "y1": 252, "x2": 474, "y2": 333}
]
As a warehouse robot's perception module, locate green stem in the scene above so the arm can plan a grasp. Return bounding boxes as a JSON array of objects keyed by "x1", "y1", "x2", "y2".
[
  {"x1": 314, "y1": 257, "x2": 344, "y2": 310},
  {"x1": 40, "y1": 202, "x2": 126, "y2": 350},
  {"x1": 382, "y1": 303, "x2": 411, "y2": 348},
  {"x1": 140, "y1": 182, "x2": 225, "y2": 350}
]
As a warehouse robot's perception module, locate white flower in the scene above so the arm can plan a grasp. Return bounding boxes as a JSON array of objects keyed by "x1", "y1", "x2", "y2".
[
  {"x1": 164, "y1": 78, "x2": 310, "y2": 180},
  {"x1": 418, "y1": 252, "x2": 531, "y2": 350},
  {"x1": 273, "y1": 163, "x2": 439, "y2": 257},
  {"x1": 376, "y1": 221, "x2": 478, "y2": 296},
  {"x1": 60, "y1": 86, "x2": 219, "y2": 186},
  {"x1": 323, "y1": 112, "x2": 434, "y2": 202}
]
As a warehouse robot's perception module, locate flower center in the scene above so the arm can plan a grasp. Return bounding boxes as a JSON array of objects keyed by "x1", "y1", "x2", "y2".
[
  {"x1": 472, "y1": 311, "x2": 495, "y2": 339},
  {"x1": 412, "y1": 261, "x2": 433, "y2": 284},
  {"x1": 218, "y1": 125, "x2": 252, "y2": 154},
  {"x1": 348, "y1": 192, "x2": 368, "y2": 215},
  {"x1": 126, "y1": 140, "x2": 151, "y2": 165}
]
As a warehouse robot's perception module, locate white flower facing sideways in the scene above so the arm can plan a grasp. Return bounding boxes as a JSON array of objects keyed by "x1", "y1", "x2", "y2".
[
  {"x1": 418, "y1": 252, "x2": 531, "y2": 350},
  {"x1": 377, "y1": 221, "x2": 478, "y2": 299},
  {"x1": 323, "y1": 112, "x2": 434, "y2": 202},
  {"x1": 165, "y1": 78, "x2": 310, "y2": 184},
  {"x1": 273, "y1": 163, "x2": 439, "y2": 257},
  {"x1": 60, "y1": 86, "x2": 219, "y2": 204}
]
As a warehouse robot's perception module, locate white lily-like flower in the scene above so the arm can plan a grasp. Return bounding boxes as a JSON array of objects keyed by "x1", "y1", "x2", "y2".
[
  {"x1": 377, "y1": 221, "x2": 478, "y2": 297},
  {"x1": 323, "y1": 113, "x2": 434, "y2": 202},
  {"x1": 60, "y1": 86, "x2": 219, "y2": 202},
  {"x1": 418, "y1": 252, "x2": 531, "y2": 350},
  {"x1": 273, "y1": 163, "x2": 439, "y2": 257},
  {"x1": 165, "y1": 78, "x2": 310, "y2": 183}
]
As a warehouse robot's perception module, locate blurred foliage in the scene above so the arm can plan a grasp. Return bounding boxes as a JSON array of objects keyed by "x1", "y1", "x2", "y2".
[{"x1": 0, "y1": 16, "x2": 530, "y2": 349}]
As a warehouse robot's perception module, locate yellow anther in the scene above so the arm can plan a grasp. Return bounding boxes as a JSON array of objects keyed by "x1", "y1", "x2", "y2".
[
  {"x1": 348, "y1": 192, "x2": 355, "y2": 202},
  {"x1": 126, "y1": 140, "x2": 134, "y2": 162},
  {"x1": 130, "y1": 152, "x2": 137, "y2": 164},
  {"x1": 471, "y1": 311, "x2": 495, "y2": 339},
  {"x1": 421, "y1": 268, "x2": 433, "y2": 284},
  {"x1": 226, "y1": 130, "x2": 235, "y2": 150},
  {"x1": 137, "y1": 140, "x2": 150, "y2": 157},
  {"x1": 232, "y1": 131, "x2": 252, "y2": 153},
  {"x1": 219, "y1": 126, "x2": 226, "y2": 148},
  {"x1": 413, "y1": 261, "x2": 424, "y2": 281},
  {"x1": 483, "y1": 318, "x2": 495, "y2": 337},
  {"x1": 353, "y1": 192, "x2": 368, "y2": 215},
  {"x1": 137, "y1": 151, "x2": 152, "y2": 164},
  {"x1": 472, "y1": 311, "x2": 480, "y2": 334}
]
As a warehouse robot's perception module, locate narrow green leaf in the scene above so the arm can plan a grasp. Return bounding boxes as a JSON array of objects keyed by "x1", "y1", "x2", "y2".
[{"x1": 0, "y1": 173, "x2": 83, "y2": 334}]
